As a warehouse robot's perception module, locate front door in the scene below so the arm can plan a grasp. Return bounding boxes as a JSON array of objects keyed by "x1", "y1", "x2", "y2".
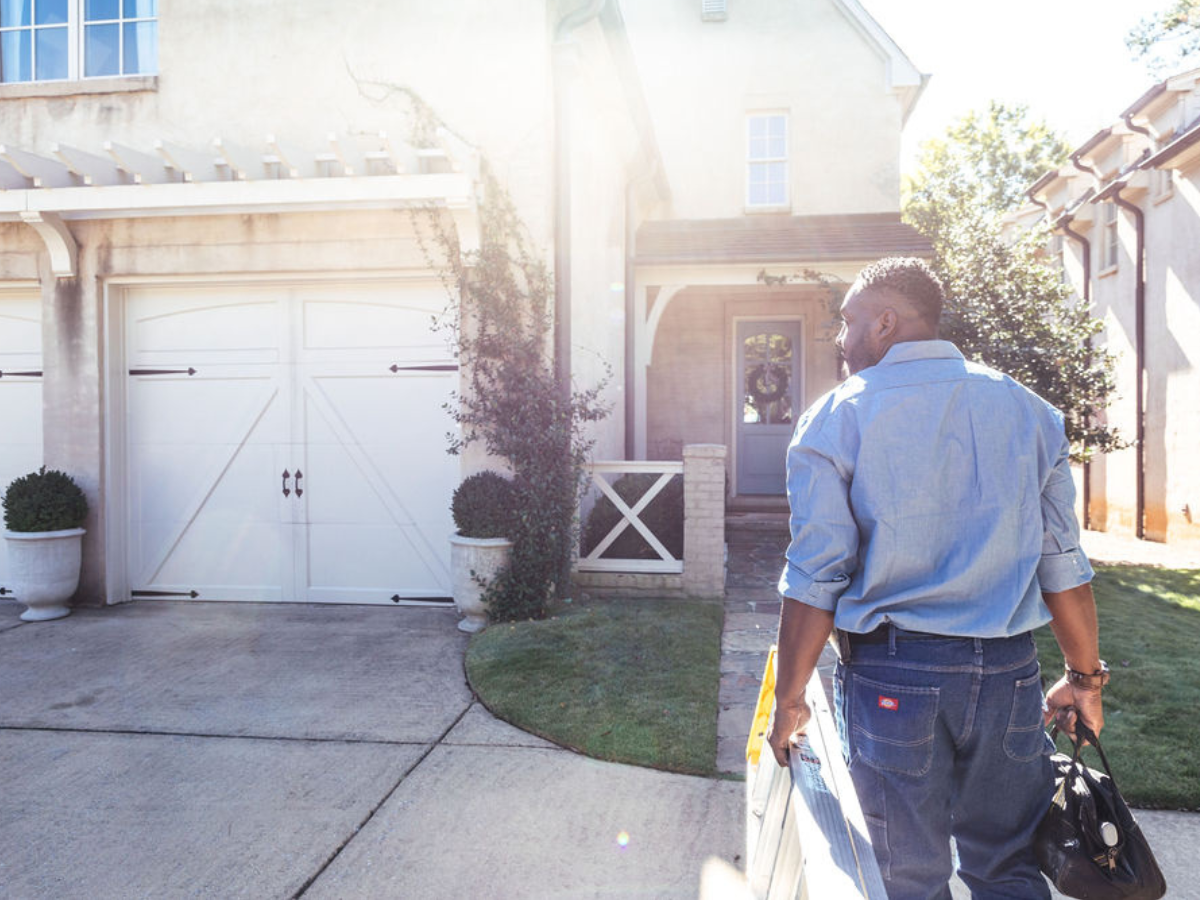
[{"x1": 736, "y1": 320, "x2": 802, "y2": 495}]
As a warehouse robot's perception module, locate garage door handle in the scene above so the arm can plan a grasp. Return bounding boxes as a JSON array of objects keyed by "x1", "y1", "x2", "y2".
[
  {"x1": 282, "y1": 470, "x2": 292, "y2": 497},
  {"x1": 295, "y1": 470, "x2": 303, "y2": 497}
]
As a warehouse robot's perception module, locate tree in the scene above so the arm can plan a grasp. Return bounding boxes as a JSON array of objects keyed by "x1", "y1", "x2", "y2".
[
  {"x1": 903, "y1": 102, "x2": 1122, "y2": 459},
  {"x1": 1126, "y1": 0, "x2": 1200, "y2": 76}
]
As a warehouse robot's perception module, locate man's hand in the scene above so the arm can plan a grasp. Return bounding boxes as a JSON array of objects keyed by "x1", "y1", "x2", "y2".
[
  {"x1": 766, "y1": 699, "x2": 812, "y2": 768},
  {"x1": 1044, "y1": 674, "x2": 1104, "y2": 742}
]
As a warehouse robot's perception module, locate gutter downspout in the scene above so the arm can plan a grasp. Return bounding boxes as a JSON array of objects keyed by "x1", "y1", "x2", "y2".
[
  {"x1": 1111, "y1": 186, "x2": 1147, "y2": 539},
  {"x1": 554, "y1": 0, "x2": 607, "y2": 408},
  {"x1": 1030, "y1": 189, "x2": 1095, "y2": 531},
  {"x1": 1059, "y1": 215, "x2": 1093, "y2": 530}
]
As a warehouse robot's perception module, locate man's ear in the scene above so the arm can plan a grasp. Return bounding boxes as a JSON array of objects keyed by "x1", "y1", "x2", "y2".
[{"x1": 875, "y1": 307, "x2": 898, "y2": 341}]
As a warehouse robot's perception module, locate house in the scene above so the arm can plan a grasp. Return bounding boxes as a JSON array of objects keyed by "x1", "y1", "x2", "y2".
[
  {"x1": 1020, "y1": 67, "x2": 1200, "y2": 548},
  {"x1": 0, "y1": 0, "x2": 929, "y2": 608}
]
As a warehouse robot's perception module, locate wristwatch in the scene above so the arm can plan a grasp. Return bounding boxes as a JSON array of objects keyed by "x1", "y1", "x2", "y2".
[{"x1": 1065, "y1": 660, "x2": 1110, "y2": 689}]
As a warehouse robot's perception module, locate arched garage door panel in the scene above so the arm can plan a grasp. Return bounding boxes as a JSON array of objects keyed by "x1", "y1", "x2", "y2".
[
  {"x1": 0, "y1": 291, "x2": 43, "y2": 598},
  {"x1": 125, "y1": 283, "x2": 458, "y2": 605}
]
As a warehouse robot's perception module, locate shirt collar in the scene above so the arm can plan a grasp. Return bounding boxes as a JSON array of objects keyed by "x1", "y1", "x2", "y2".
[{"x1": 876, "y1": 339, "x2": 964, "y2": 367}]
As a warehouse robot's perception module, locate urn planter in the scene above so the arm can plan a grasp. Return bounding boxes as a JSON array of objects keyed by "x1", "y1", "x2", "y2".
[
  {"x1": 3, "y1": 528, "x2": 85, "y2": 621},
  {"x1": 448, "y1": 533, "x2": 512, "y2": 633}
]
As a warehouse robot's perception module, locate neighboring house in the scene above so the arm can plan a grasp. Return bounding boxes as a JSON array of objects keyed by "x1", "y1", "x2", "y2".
[
  {"x1": 0, "y1": 0, "x2": 928, "y2": 607},
  {"x1": 1018, "y1": 67, "x2": 1200, "y2": 548}
]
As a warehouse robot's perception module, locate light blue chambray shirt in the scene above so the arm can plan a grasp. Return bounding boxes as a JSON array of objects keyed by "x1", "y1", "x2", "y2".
[{"x1": 778, "y1": 340, "x2": 1094, "y2": 637}]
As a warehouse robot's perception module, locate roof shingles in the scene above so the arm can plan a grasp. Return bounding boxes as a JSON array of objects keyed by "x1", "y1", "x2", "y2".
[{"x1": 635, "y1": 213, "x2": 932, "y2": 265}]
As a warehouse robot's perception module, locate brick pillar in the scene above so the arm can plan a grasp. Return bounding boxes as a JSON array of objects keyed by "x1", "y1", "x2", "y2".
[{"x1": 682, "y1": 443, "x2": 727, "y2": 597}]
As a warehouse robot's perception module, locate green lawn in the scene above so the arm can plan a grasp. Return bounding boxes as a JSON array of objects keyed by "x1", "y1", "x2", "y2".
[
  {"x1": 1034, "y1": 565, "x2": 1200, "y2": 810},
  {"x1": 465, "y1": 597, "x2": 723, "y2": 776}
]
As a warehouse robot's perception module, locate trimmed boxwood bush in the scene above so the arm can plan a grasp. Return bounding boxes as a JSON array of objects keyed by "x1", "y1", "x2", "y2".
[
  {"x1": 581, "y1": 473, "x2": 683, "y2": 561},
  {"x1": 2, "y1": 467, "x2": 89, "y2": 533},
  {"x1": 452, "y1": 471, "x2": 516, "y2": 539}
]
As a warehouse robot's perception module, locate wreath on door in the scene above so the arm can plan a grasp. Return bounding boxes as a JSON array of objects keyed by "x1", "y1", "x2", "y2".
[{"x1": 746, "y1": 364, "x2": 789, "y2": 406}]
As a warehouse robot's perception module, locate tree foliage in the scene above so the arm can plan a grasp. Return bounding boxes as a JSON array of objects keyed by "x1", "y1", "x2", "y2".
[
  {"x1": 903, "y1": 102, "x2": 1122, "y2": 460},
  {"x1": 1126, "y1": 0, "x2": 1200, "y2": 76}
]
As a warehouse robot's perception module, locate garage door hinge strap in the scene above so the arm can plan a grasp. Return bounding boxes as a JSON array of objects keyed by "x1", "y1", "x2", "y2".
[
  {"x1": 129, "y1": 368, "x2": 198, "y2": 376},
  {"x1": 0, "y1": 587, "x2": 11, "y2": 595},
  {"x1": 131, "y1": 590, "x2": 200, "y2": 598},
  {"x1": 388, "y1": 364, "x2": 459, "y2": 372},
  {"x1": 0, "y1": 369, "x2": 43, "y2": 378}
]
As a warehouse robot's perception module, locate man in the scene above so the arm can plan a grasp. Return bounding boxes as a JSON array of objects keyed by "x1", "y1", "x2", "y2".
[{"x1": 765, "y1": 257, "x2": 1106, "y2": 899}]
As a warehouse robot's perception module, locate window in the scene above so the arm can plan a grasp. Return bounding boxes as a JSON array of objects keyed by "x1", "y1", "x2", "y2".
[
  {"x1": 1101, "y1": 203, "x2": 1119, "y2": 271},
  {"x1": 0, "y1": 0, "x2": 156, "y2": 84},
  {"x1": 1048, "y1": 233, "x2": 1067, "y2": 285},
  {"x1": 747, "y1": 113, "x2": 788, "y2": 209}
]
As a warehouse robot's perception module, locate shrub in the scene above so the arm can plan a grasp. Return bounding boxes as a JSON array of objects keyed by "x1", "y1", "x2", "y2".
[
  {"x1": 581, "y1": 473, "x2": 683, "y2": 560},
  {"x1": 452, "y1": 471, "x2": 515, "y2": 538},
  {"x1": 2, "y1": 467, "x2": 89, "y2": 533}
]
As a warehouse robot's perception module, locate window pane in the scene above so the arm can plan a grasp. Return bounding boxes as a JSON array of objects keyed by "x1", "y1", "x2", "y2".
[
  {"x1": 768, "y1": 161, "x2": 787, "y2": 183},
  {"x1": 33, "y1": 23, "x2": 66, "y2": 78},
  {"x1": 749, "y1": 136, "x2": 767, "y2": 160},
  {"x1": 744, "y1": 334, "x2": 793, "y2": 425},
  {"x1": 33, "y1": 0, "x2": 66, "y2": 24},
  {"x1": 85, "y1": 22, "x2": 119, "y2": 76},
  {"x1": 768, "y1": 116, "x2": 786, "y2": 138},
  {"x1": 748, "y1": 162, "x2": 766, "y2": 185},
  {"x1": 85, "y1": 0, "x2": 119, "y2": 20},
  {"x1": 123, "y1": 0, "x2": 156, "y2": 17},
  {"x1": 748, "y1": 117, "x2": 767, "y2": 138},
  {"x1": 123, "y1": 19, "x2": 155, "y2": 73},
  {"x1": 1, "y1": 28, "x2": 32, "y2": 81},
  {"x1": 766, "y1": 182, "x2": 786, "y2": 205},
  {"x1": 748, "y1": 182, "x2": 768, "y2": 205},
  {"x1": 1, "y1": 0, "x2": 31, "y2": 27},
  {"x1": 767, "y1": 135, "x2": 785, "y2": 157}
]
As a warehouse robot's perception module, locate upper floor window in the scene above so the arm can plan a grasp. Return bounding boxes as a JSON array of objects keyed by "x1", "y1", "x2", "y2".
[
  {"x1": 1100, "y1": 203, "x2": 1119, "y2": 271},
  {"x1": 0, "y1": 0, "x2": 156, "y2": 83},
  {"x1": 747, "y1": 113, "x2": 788, "y2": 209}
]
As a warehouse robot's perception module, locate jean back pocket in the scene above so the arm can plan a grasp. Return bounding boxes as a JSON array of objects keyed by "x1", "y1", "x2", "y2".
[{"x1": 849, "y1": 672, "x2": 939, "y2": 777}]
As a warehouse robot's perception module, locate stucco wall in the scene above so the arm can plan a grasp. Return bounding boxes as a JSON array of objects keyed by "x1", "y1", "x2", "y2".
[{"x1": 622, "y1": 0, "x2": 902, "y2": 219}]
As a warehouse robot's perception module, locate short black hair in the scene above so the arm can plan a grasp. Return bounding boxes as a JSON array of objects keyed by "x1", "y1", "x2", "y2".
[{"x1": 854, "y1": 257, "x2": 944, "y2": 327}]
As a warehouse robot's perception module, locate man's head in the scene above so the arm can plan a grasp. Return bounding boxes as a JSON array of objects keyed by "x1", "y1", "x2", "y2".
[{"x1": 836, "y1": 257, "x2": 944, "y2": 375}]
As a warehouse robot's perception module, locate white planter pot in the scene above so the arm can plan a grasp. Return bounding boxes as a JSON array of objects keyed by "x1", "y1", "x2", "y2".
[
  {"x1": 448, "y1": 533, "x2": 513, "y2": 633},
  {"x1": 3, "y1": 528, "x2": 85, "y2": 622}
]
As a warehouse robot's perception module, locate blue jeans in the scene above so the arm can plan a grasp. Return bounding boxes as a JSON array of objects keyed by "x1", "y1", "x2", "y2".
[{"x1": 834, "y1": 629, "x2": 1054, "y2": 899}]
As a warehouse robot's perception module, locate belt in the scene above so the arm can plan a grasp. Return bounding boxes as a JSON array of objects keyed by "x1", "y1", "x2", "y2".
[{"x1": 845, "y1": 625, "x2": 960, "y2": 645}]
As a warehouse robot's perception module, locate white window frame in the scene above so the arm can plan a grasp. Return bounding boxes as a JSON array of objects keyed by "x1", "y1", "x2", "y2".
[
  {"x1": 746, "y1": 112, "x2": 789, "y2": 211},
  {"x1": 0, "y1": 0, "x2": 157, "y2": 84},
  {"x1": 1100, "y1": 203, "x2": 1119, "y2": 272}
]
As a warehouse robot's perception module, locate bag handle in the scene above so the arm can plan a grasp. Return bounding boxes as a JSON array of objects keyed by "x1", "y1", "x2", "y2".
[{"x1": 1051, "y1": 717, "x2": 1124, "y2": 797}]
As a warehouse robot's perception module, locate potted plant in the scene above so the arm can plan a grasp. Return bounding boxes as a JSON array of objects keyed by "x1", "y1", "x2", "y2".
[
  {"x1": 448, "y1": 470, "x2": 514, "y2": 633},
  {"x1": 2, "y1": 467, "x2": 88, "y2": 622}
]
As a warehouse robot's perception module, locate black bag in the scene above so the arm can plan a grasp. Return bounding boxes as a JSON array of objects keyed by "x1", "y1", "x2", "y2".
[{"x1": 1034, "y1": 721, "x2": 1166, "y2": 900}]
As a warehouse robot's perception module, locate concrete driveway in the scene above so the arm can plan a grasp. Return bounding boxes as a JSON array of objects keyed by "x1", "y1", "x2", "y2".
[{"x1": 0, "y1": 600, "x2": 743, "y2": 899}]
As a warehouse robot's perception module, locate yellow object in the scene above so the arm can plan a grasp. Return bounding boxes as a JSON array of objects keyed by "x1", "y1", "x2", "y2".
[{"x1": 745, "y1": 645, "x2": 777, "y2": 765}]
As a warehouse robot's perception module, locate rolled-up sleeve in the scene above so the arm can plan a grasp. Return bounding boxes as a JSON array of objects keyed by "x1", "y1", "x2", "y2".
[
  {"x1": 777, "y1": 430, "x2": 858, "y2": 611},
  {"x1": 1037, "y1": 430, "x2": 1095, "y2": 592}
]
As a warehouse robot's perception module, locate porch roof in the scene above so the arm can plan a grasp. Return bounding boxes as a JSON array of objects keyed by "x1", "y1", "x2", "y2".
[{"x1": 635, "y1": 213, "x2": 932, "y2": 266}]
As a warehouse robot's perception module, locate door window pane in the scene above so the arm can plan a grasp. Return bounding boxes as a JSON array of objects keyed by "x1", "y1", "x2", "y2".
[
  {"x1": 1, "y1": 28, "x2": 31, "y2": 81},
  {"x1": 85, "y1": 0, "x2": 119, "y2": 20},
  {"x1": 0, "y1": 0, "x2": 31, "y2": 27},
  {"x1": 123, "y1": 0, "x2": 155, "y2": 15},
  {"x1": 33, "y1": 0, "x2": 66, "y2": 24},
  {"x1": 743, "y1": 333, "x2": 794, "y2": 425},
  {"x1": 85, "y1": 22, "x2": 118, "y2": 75},
  {"x1": 123, "y1": 19, "x2": 155, "y2": 73},
  {"x1": 33, "y1": 22, "x2": 65, "y2": 78}
]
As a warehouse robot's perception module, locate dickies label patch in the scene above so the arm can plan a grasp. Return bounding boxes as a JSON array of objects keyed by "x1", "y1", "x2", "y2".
[{"x1": 878, "y1": 695, "x2": 899, "y2": 711}]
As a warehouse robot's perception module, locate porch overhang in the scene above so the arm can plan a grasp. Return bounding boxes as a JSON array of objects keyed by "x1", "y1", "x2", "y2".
[{"x1": 635, "y1": 212, "x2": 932, "y2": 267}]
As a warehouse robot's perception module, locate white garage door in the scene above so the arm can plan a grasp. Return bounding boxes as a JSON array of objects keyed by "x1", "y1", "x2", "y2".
[
  {"x1": 125, "y1": 281, "x2": 459, "y2": 605},
  {"x1": 0, "y1": 291, "x2": 44, "y2": 599}
]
